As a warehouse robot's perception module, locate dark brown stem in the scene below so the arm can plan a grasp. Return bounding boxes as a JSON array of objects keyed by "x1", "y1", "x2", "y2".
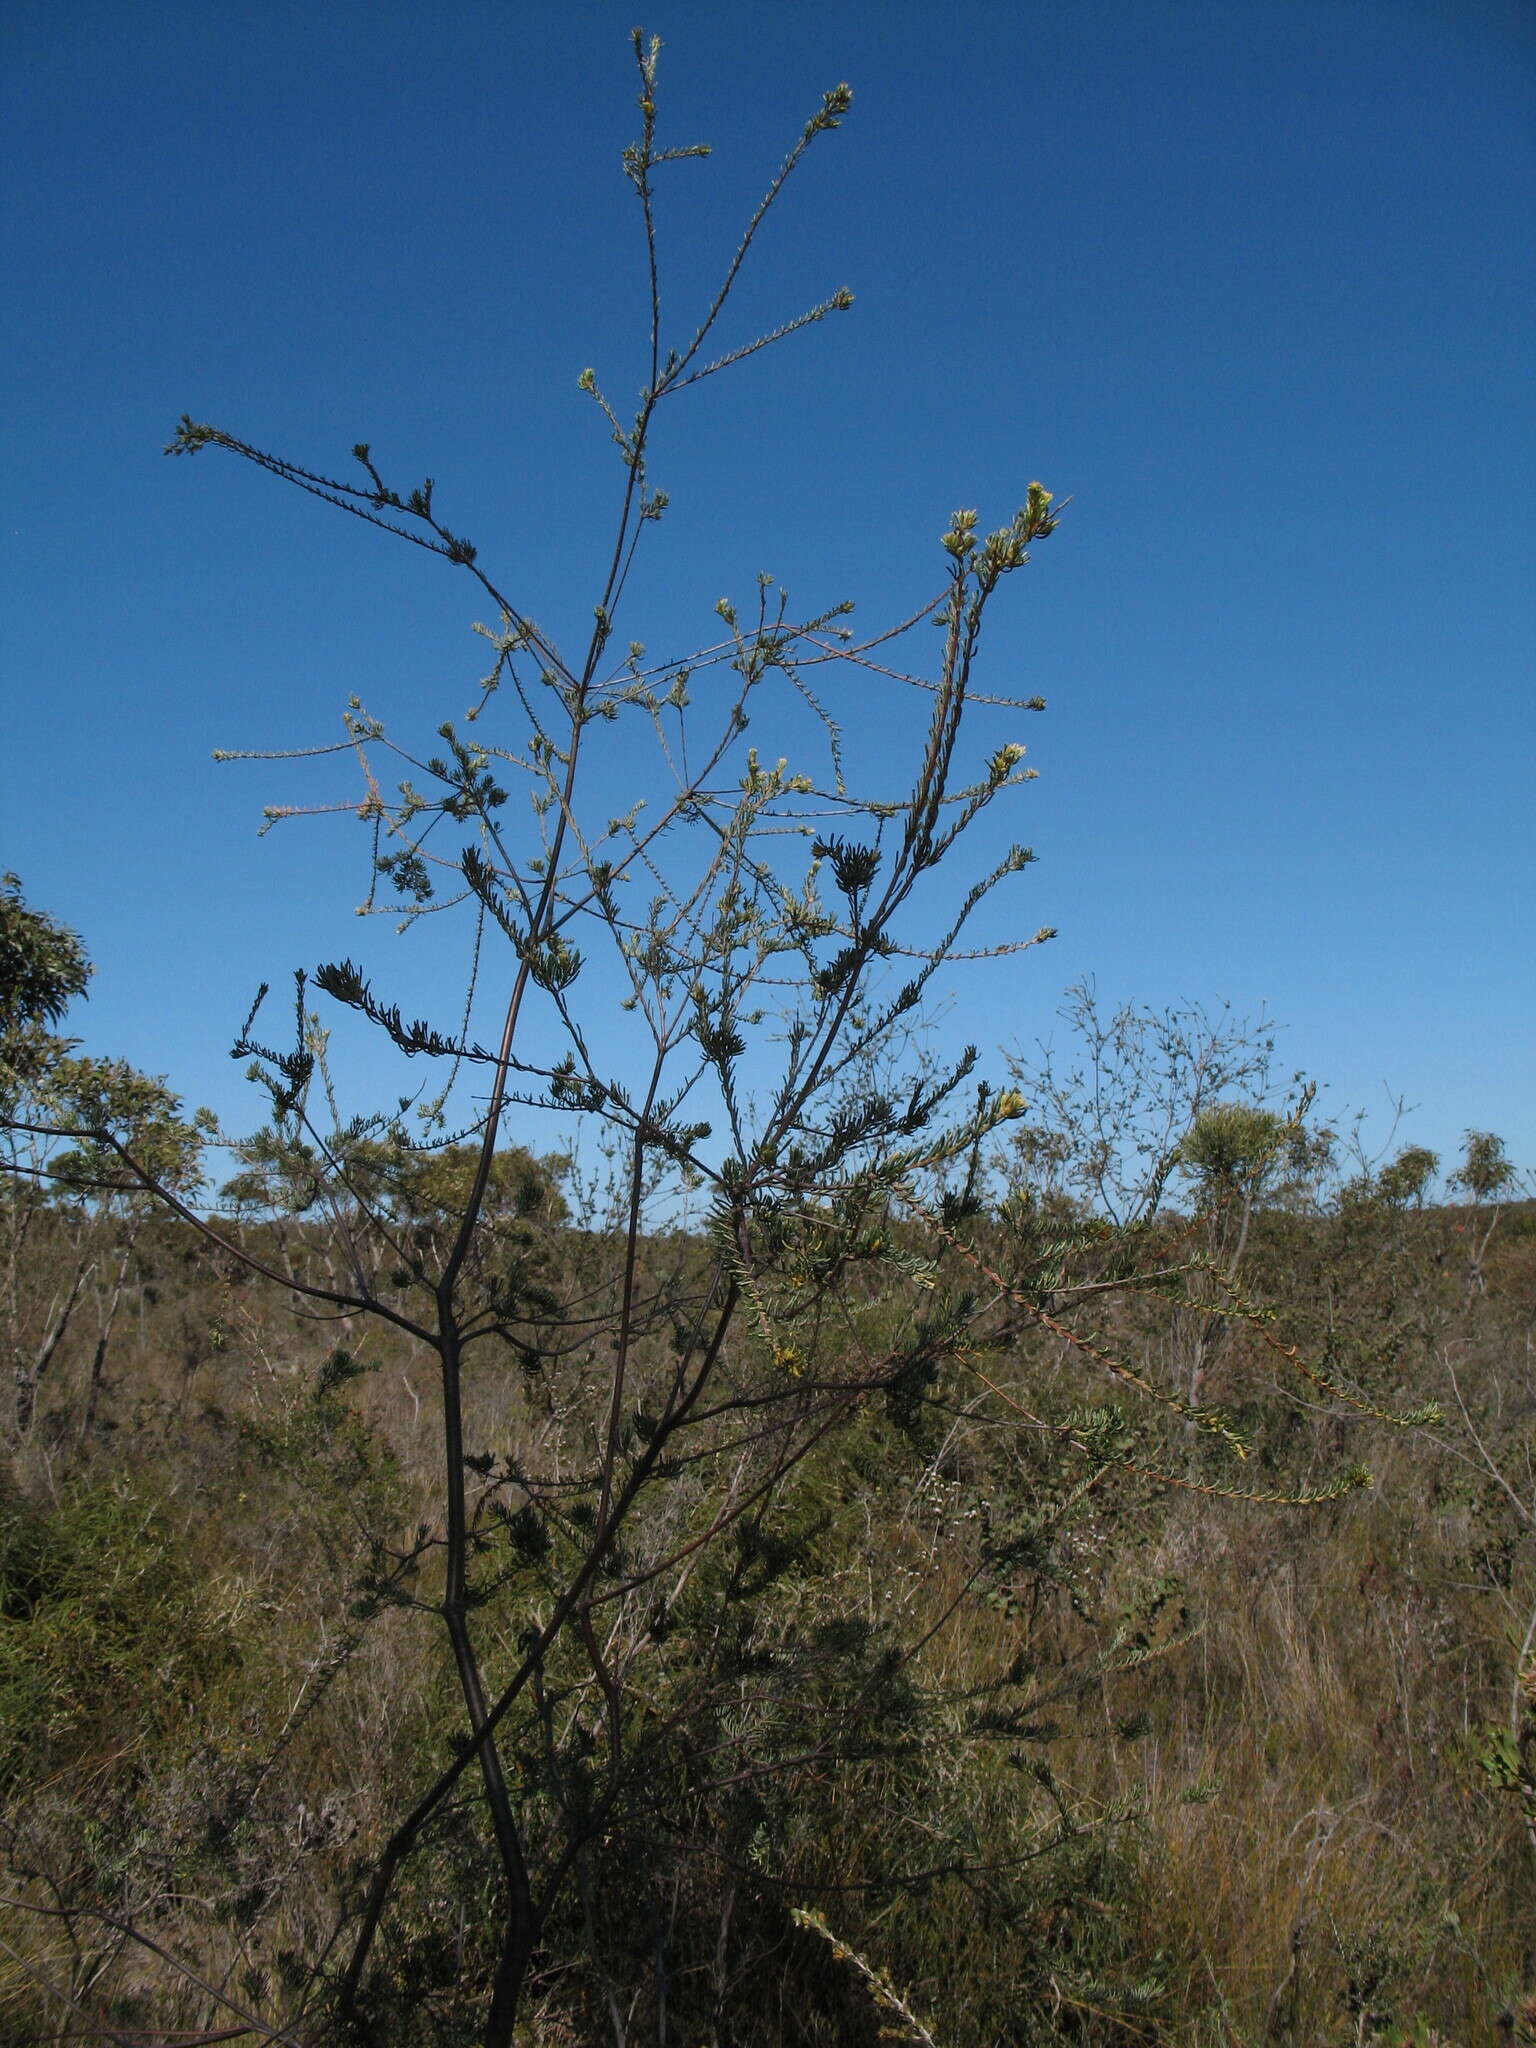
[
  {"x1": 337, "y1": 1281, "x2": 738, "y2": 2024},
  {"x1": 434, "y1": 1315, "x2": 534, "y2": 2024}
]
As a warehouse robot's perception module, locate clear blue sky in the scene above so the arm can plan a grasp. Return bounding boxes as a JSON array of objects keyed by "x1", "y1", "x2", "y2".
[{"x1": 3, "y1": 0, "x2": 1532, "y2": 1184}]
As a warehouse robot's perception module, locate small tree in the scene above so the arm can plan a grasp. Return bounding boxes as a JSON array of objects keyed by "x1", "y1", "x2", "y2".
[
  {"x1": 1447, "y1": 1127, "x2": 1517, "y2": 1296},
  {"x1": 8, "y1": 38, "x2": 1411, "y2": 2046},
  {"x1": 0, "y1": 872, "x2": 91, "y2": 1075},
  {"x1": 1000, "y1": 978, "x2": 1288, "y2": 1228},
  {"x1": 1, "y1": 876, "x2": 208, "y2": 1440},
  {"x1": 1000, "y1": 983, "x2": 1321, "y2": 1420},
  {"x1": 147, "y1": 49, "x2": 1080, "y2": 2034},
  {"x1": 1374, "y1": 1142, "x2": 1440, "y2": 1209},
  {"x1": 1452, "y1": 1131, "x2": 1516, "y2": 1207}
]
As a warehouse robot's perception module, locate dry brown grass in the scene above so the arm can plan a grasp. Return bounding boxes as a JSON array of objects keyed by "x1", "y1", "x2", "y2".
[{"x1": 1, "y1": 1204, "x2": 1532, "y2": 2043}]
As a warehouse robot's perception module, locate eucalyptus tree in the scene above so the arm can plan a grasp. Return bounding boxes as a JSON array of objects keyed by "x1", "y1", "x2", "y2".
[
  {"x1": 1, "y1": 875, "x2": 209, "y2": 1439},
  {"x1": 1450, "y1": 1128, "x2": 1519, "y2": 1295}
]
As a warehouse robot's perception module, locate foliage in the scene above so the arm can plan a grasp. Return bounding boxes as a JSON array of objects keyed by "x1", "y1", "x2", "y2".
[
  {"x1": 1, "y1": 884, "x2": 211, "y2": 1440},
  {"x1": 0, "y1": 870, "x2": 90, "y2": 1093},
  {"x1": 1176, "y1": 1100, "x2": 1287, "y2": 1193},
  {"x1": 1000, "y1": 978, "x2": 1293, "y2": 1226},
  {"x1": 1452, "y1": 1131, "x2": 1516, "y2": 1205},
  {"x1": 1, "y1": 32, "x2": 1525, "y2": 2048},
  {"x1": 0, "y1": 1172, "x2": 1529, "y2": 2044},
  {"x1": 1374, "y1": 1144, "x2": 1440, "y2": 1208},
  {"x1": 0, "y1": 1472, "x2": 237, "y2": 1787}
]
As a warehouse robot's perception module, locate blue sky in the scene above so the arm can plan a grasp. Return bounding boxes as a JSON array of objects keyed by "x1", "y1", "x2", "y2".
[{"x1": 3, "y1": 0, "x2": 1532, "y2": 1186}]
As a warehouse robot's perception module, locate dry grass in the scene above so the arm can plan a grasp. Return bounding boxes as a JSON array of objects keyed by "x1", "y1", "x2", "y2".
[{"x1": 1, "y1": 1204, "x2": 1532, "y2": 2043}]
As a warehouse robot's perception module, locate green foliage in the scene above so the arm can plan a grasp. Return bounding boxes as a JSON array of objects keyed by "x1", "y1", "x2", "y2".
[
  {"x1": 45, "y1": 1054, "x2": 210, "y2": 1196},
  {"x1": 0, "y1": 881, "x2": 212, "y2": 1442},
  {"x1": 0, "y1": 1473, "x2": 237, "y2": 1784},
  {"x1": 1375, "y1": 1144, "x2": 1440, "y2": 1208},
  {"x1": 221, "y1": 1126, "x2": 565, "y2": 1233},
  {"x1": 1452, "y1": 1128, "x2": 1516, "y2": 1204},
  {"x1": 1002, "y1": 978, "x2": 1293, "y2": 1225},
  {"x1": 0, "y1": 877, "x2": 209, "y2": 1197},
  {"x1": 236, "y1": 1349, "x2": 403, "y2": 1574},
  {"x1": 0, "y1": 870, "x2": 90, "y2": 1073},
  {"x1": 1177, "y1": 1100, "x2": 1287, "y2": 1193}
]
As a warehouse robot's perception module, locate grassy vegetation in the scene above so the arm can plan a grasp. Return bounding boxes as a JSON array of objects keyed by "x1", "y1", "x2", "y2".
[
  {"x1": 1, "y1": 1182, "x2": 1531, "y2": 2045},
  {"x1": 3, "y1": 46, "x2": 1529, "y2": 2040}
]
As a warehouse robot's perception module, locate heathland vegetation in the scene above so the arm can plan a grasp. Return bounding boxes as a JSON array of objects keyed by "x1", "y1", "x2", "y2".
[
  {"x1": 3, "y1": 37, "x2": 1532, "y2": 2047},
  {"x1": 4, "y1": 888, "x2": 1532, "y2": 2046}
]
